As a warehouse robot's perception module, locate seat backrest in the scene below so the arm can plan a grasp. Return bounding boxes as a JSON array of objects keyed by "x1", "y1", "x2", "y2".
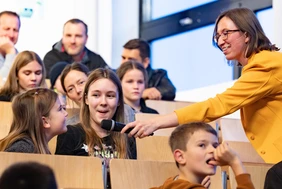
[
  {"x1": 48, "y1": 135, "x2": 57, "y2": 154},
  {"x1": 145, "y1": 100, "x2": 193, "y2": 115},
  {"x1": 220, "y1": 118, "x2": 265, "y2": 163},
  {"x1": 228, "y1": 163, "x2": 273, "y2": 189},
  {"x1": 135, "y1": 113, "x2": 175, "y2": 136},
  {"x1": 0, "y1": 152, "x2": 104, "y2": 189},
  {"x1": 0, "y1": 102, "x2": 12, "y2": 139},
  {"x1": 110, "y1": 159, "x2": 225, "y2": 189},
  {"x1": 210, "y1": 166, "x2": 225, "y2": 189},
  {"x1": 110, "y1": 159, "x2": 178, "y2": 189},
  {"x1": 136, "y1": 135, "x2": 174, "y2": 161}
]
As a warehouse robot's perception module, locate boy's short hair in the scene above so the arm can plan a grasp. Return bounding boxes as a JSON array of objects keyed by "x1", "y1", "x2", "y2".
[
  {"x1": 169, "y1": 122, "x2": 217, "y2": 168},
  {"x1": 169, "y1": 122, "x2": 218, "y2": 153},
  {"x1": 0, "y1": 162, "x2": 58, "y2": 189}
]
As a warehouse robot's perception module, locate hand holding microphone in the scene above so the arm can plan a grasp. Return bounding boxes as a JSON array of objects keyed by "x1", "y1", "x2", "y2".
[{"x1": 101, "y1": 119, "x2": 154, "y2": 136}]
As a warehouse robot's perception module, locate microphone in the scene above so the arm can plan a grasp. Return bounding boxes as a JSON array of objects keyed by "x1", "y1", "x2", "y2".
[{"x1": 101, "y1": 119, "x2": 154, "y2": 136}]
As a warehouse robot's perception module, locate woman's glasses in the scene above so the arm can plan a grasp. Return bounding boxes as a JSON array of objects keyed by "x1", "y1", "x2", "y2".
[{"x1": 214, "y1": 30, "x2": 240, "y2": 43}]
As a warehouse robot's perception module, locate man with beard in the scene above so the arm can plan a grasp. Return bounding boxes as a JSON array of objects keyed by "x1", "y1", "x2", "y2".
[{"x1": 44, "y1": 18, "x2": 109, "y2": 78}]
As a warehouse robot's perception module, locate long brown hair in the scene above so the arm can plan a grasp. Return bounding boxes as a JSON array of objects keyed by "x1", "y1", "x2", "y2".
[
  {"x1": 80, "y1": 68, "x2": 129, "y2": 158},
  {"x1": 0, "y1": 88, "x2": 58, "y2": 154},
  {"x1": 0, "y1": 51, "x2": 46, "y2": 99},
  {"x1": 213, "y1": 8, "x2": 279, "y2": 58}
]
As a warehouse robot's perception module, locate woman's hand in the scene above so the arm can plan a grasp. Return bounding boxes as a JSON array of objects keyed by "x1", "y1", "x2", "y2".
[
  {"x1": 121, "y1": 119, "x2": 159, "y2": 138},
  {"x1": 121, "y1": 113, "x2": 179, "y2": 138}
]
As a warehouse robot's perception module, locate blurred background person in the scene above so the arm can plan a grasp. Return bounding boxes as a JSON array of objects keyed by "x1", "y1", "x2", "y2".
[{"x1": 0, "y1": 51, "x2": 46, "y2": 101}]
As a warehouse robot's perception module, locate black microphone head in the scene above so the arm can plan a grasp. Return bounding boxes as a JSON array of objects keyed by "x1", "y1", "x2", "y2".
[{"x1": 101, "y1": 119, "x2": 114, "y2": 131}]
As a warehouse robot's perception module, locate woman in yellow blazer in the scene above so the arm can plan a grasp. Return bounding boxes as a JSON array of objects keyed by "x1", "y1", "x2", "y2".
[{"x1": 122, "y1": 7, "x2": 282, "y2": 164}]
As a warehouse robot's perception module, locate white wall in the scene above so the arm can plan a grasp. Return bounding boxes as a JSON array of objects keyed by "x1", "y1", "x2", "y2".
[
  {"x1": 0, "y1": 0, "x2": 139, "y2": 67},
  {"x1": 111, "y1": 0, "x2": 139, "y2": 68},
  {"x1": 273, "y1": 0, "x2": 282, "y2": 51},
  {"x1": 97, "y1": 0, "x2": 112, "y2": 65},
  {"x1": 0, "y1": 0, "x2": 99, "y2": 60},
  {"x1": 1, "y1": 0, "x2": 279, "y2": 69}
]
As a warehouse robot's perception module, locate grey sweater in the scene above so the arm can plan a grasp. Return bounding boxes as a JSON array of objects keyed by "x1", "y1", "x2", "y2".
[{"x1": 5, "y1": 137, "x2": 35, "y2": 153}]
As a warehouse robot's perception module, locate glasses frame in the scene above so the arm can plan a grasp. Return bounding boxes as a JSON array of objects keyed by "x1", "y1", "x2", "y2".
[{"x1": 214, "y1": 29, "x2": 241, "y2": 43}]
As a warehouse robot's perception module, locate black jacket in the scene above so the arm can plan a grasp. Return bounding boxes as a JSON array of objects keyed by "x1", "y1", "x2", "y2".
[
  {"x1": 264, "y1": 161, "x2": 282, "y2": 189},
  {"x1": 0, "y1": 94, "x2": 12, "y2": 102},
  {"x1": 56, "y1": 124, "x2": 136, "y2": 189},
  {"x1": 146, "y1": 65, "x2": 176, "y2": 101},
  {"x1": 140, "y1": 98, "x2": 158, "y2": 114},
  {"x1": 43, "y1": 40, "x2": 109, "y2": 78}
]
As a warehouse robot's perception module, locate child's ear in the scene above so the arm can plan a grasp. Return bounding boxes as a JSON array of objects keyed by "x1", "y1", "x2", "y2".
[
  {"x1": 42, "y1": 117, "x2": 51, "y2": 129},
  {"x1": 174, "y1": 149, "x2": 186, "y2": 165}
]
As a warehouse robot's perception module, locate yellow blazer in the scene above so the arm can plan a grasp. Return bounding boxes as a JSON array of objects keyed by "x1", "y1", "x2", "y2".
[{"x1": 175, "y1": 50, "x2": 282, "y2": 163}]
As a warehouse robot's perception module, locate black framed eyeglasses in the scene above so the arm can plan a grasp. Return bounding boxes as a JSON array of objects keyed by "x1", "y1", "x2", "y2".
[{"x1": 214, "y1": 30, "x2": 241, "y2": 43}]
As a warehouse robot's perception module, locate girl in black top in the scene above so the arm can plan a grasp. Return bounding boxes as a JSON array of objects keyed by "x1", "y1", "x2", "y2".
[{"x1": 55, "y1": 68, "x2": 136, "y2": 188}]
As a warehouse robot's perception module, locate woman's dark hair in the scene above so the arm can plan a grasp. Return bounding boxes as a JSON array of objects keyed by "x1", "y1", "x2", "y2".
[
  {"x1": 213, "y1": 7, "x2": 279, "y2": 58},
  {"x1": 60, "y1": 63, "x2": 90, "y2": 93}
]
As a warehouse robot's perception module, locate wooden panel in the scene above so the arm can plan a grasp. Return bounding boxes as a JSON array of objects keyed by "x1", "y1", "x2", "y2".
[
  {"x1": 220, "y1": 118, "x2": 265, "y2": 163},
  {"x1": 110, "y1": 159, "x2": 178, "y2": 189},
  {"x1": 48, "y1": 135, "x2": 57, "y2": 155},
  {"x1": 110, "y1": 159, "x2": 224, "y2": 189},
  {"x1": 145, "y1": 100, "x2": 193, "y2": 115},
  {"x1": 135, "y1": 113, "x2": 175, "y2": 136},
  {"x1": 210, "y1": 166, "x2": 225, "y2": 189},
  {"x1": 0, "y1": 102, "x2": 12, "y2": 139},
  {"x1": 228, "y1": 163, "x2": 273, "y2": 189},
  {"x1": 220, "y1": 118, "x2": 248, "y2": 142},
  {"x1": 136, "y1": 136, "x2": 174, "y2": 161},
  {"x1": 0, "y1": 152, "x2": 104, "y2": 189},
  {"x1": 227, "y1": 141, "x2": 265, "y2": 163}
]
